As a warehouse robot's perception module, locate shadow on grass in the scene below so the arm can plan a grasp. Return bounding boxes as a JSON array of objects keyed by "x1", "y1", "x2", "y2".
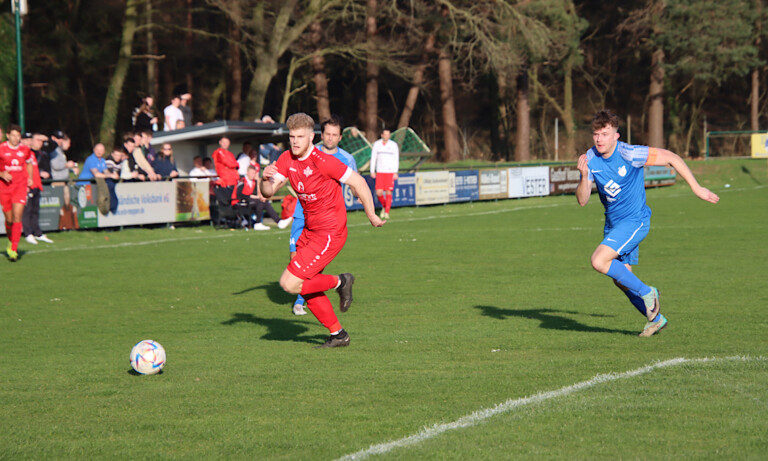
[
  {"x1": 474, "y1": 305, "x2": 637, "y2": 336},
  {"x1": 741, "y1": 165, "x2": 762, "y2": 185},
  {"x1": 232, "y1": 281, "x2": 294, "y2": 305},
  {"x1": 221, "y1": 312, "x2": 327, "y2": 344}
]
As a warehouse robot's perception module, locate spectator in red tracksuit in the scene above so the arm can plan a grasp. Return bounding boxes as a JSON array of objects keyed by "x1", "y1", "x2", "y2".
[
  {"x1": 231, "y1": 165, "x2": 280, "y2": 230},
  {"x1": 212, "y1": 135, "x2": 239, "y2": 209}
]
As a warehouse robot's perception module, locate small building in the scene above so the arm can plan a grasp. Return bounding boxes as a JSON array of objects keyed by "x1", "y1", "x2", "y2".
[{"x1": 151, "y1": 120, "x2": 320, "y2": 174}]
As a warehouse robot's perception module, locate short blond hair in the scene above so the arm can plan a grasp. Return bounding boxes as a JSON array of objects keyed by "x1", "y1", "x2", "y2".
[{"x1": 286, "y1": 113, "x2": 315, "y2": 131}]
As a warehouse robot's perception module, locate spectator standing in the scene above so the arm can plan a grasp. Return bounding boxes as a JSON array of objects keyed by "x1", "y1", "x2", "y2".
[
  {"x1": 23, "y1": 132, "x2": 53, "y2": 245},
  {"x1": 49, "y1": 130, "x2": 78, "y2": 183},
  {"x1": 180, "y1": 93, "x2": 194, "y2": 127},
  {"x1": 130, "y1": 132, "x2": 161, "y2": 181},
  {"x1": 33, "y1": 133, "x2": 51, "y2": 182},
  {"x1": 152, "y1": 143, "x2": 179, "y2": 179},
  {"x1": 237, "y1": 141, "x2": 254, "y2": 176},
  {"x1": 0, "y1": 125, "x2": 34, "y2": 261},
  {"x1": 370, "y1": 126, "x2": 400, "y2": 220},
  {"x1": 139, "y1": 130, "x2": 159, "y2": 163},
  {"x1": 212, "y1": 135, "x2": 239, "y2": 210},
  {"x1": 134, "y1": 96, "x2": 159, "y2": 132},
  {"x1": 163, "y1": 95, "x2": 184, "y2": 131},
  {"x1": 77, "y1": 143, "x2": 107, "y2": 185},
  {"x1": 103, "y1": 148, "x2": 123, "y2": 214}
]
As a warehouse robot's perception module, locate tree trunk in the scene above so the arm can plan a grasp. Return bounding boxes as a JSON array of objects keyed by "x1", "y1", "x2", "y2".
[
  {"x1": 563, "y1": 57, "x2": 576, "y2": 158},
  {"x1": 365, "y1": 0, "x2": 379, "y2": 142},
  {"x1": 438, "y1": 47, "x2": 460, "y2": 162},
  {"x1": 244, "y1": 58, "x2": 278, "y2": 121},
  {"x1": 228, "y1": 15, "x2": 242, "y2": 120},
  {"x1": 99, "y1": 0, "x2": 139, "y2": 150},
  {"x1": 752, "y1": 69, "x2": 759, "y2": 132},
  {"x1": 647, "y1": 48, "x2": 665, "y2": 148},
  {"x1": 514, "y1": 70, "x2": 530, "y2": 162},
  {"x1": 309, "y1": 22, "x2": 330, "y2": 122},
  {"x1": 146, "y1": 0, "x2": 158, "y2": 100},
  {"x1": 494, "y1": 73, "x2": 510, "y2": 161},
  {"x1": 398, "y1": 33, "x2": 435, "y2": 129},
  {"x1": 185, "y1": 0, "x2": 194, "y2": 97}
]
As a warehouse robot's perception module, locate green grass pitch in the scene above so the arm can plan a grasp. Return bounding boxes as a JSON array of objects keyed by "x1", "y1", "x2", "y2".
[{"x1": 1, "y1": 159, "x2": 767, "y2": 459}]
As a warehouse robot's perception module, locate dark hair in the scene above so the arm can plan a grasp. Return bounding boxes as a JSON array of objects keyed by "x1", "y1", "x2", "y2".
[
  {"x1": 321, "y1": 115, "x2": 344, "y2": 133},
  {"x1": 7, "y1": 124, "x2": 21, "y2": 134},
  {"x1": 123, "y1": 132, "x2": 136, "y2": 143},
  {"x1": 591, "y1": 110, "x2": 620, "y2": 132}
]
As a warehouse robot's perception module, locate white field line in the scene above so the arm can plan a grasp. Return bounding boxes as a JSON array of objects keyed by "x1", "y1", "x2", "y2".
[{"x1": 335, "y1": 355, "x2": 764, "y2": 461}]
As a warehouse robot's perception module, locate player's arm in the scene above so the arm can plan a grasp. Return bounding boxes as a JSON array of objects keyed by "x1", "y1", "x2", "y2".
[
  {"x1": 27, "y1": 162, "x2": 34, "y2": 187},
  {"x1": 345, "y1": 171, "x2": 385, "y2": 227},
  {"x1": 260, "y1": 163, "x2": 287, "y2": 198},
  {"x1": 394, "y1": 144, "x2": 400, "y2": 181},
  {"x1": 369, "y1": 145, "x2": 377, "y2": 178},
  {"x1": 648, "y1": 148, "x2": 719, "y2": 204},
  {"x1": 576, "y1": 154, "x2": 592, "y2": 206}
]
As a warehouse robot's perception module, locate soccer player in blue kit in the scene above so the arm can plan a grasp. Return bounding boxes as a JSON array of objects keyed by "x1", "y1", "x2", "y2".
[
  {"x1": 280, "y1": 116, "x2": 359, "y2": 316},
  {"x1": 576, "y1": 110, "x2": 720, "y2": 336}
]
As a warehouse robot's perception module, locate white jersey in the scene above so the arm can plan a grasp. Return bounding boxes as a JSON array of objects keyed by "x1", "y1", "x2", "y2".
[
  {"x1": 370, "y1": 139, "x2": 400, "y2": 174},
  {"x1": 163, "y1": 105, "x2": 184, "y2": 131}
]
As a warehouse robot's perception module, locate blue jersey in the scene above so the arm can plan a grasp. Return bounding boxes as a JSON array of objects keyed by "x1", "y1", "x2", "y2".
[
  {"x1": 585, "y1": 141, "x2": 651, "y2": 227},
  {"x1": 292, "y1": 147, "x2": 357, "y2": 220}
]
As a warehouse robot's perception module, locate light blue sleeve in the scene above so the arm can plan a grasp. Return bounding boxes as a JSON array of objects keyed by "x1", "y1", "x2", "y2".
[
  {"x1": 617, "y1": 142, "x2": 649, "y2": 168},
  {"x1": 585, "y1": 148, "x2": 597, "y2": 182}
]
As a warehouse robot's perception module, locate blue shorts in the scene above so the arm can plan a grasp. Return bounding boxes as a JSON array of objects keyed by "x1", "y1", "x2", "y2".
[
  {"x1": 289, "y1": 217, "x2": 305, "y2": 253},
  {"x1": 601, "y1": 217, "x2": 650, "y2": 265}
]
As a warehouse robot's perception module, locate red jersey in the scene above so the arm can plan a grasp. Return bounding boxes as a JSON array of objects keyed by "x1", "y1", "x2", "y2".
[
  {"x1": 29, "y1": 150, "x2": 42, "y2": 190},
  {"x1": 272, "y1": 147, "x2": 352, "y2": 233},
  {"x1": 212, "y1": 148, "x2": 239, "y2": 187},
  {"x1": 0, "y1": 141, "x2": 32, "y2": 187}
]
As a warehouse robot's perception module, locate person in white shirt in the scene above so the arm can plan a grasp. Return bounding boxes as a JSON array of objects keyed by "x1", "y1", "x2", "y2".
[
  {"x1": 163, "y1": 96, "x2": 184, "y2": 131},
  {"x1": 369, "y1": 127, "x2": 399, "y2": 219}
]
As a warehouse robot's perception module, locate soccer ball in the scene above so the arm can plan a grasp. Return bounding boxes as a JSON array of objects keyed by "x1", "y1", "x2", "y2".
[{"x1": 129, "y1": 339, "x2": 166, "y2": 375}]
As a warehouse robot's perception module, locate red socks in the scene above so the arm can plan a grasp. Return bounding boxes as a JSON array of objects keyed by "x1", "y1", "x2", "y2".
[
  {"x1": 10, "y1": 222, "x2": 21, "y2": 251},
  {"x1": 305, "y1": 293, "x2": 341, "y2": 333},
  {"x1": 300, "y1": 274, "x2": 339, "y2": 296}
]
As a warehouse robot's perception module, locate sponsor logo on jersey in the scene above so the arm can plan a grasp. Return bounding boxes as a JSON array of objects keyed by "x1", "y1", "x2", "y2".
[
  {"x1": 297, "y1": 181, "x2": 305, "y2": 192},
  {"x1": 604, "y1": 179, "x2": 621, "y2": 198},
  {"x1": 590, "y1": 169, "x2": 602, "y2": 173},
  {"x1": 618, "y1": 165, "x2": 627, "y2": 177},
  {"x1": 298, "y1": 193, "x2": 317, "y2": 202}
]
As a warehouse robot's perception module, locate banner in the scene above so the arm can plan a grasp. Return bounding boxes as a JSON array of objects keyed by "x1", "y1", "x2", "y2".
[
  {"x1": 643, "y1": 165, "x2": 676, "y2": 187},
  {"x1": 415, "y1": 171, "x2": 451, "y2": 205},
  {"x1": 449, "y1": 170, "x2": 479, "y2": 203},
  {"x1": 508, "y1": 166, "x2": 550, "y2": 198},
  {"x1": 549, "y1": 165, "x2": 582, "y2": 195},
  {"x1": 175, "y1": 180, "x2": 210, "y2": 221},
  {"x1": 750, "y1": 133, "x2": 768, "y2": 158},
  {"x1": 479, "y1": 168, "x2": 508, "y2": 200},
  {"x1": 344, "y1": 173, "x2": 416, "y2": 211},
  {"x1": 98, "y1": 182, "x2": 175, "y2": 228}
]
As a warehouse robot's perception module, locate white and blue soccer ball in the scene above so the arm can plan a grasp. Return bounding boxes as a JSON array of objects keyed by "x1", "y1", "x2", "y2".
[{"x1": 129, "y1": 339, "x2": 166, "y2": 375}]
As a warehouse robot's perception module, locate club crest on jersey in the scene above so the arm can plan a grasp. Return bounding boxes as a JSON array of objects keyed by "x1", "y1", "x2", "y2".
[
  {"x1": 303, "y1": 166, "x2": 313, "y2": 177},
  {"x1": 297, "y1": 181, "x2": 305, "y2": 192},
  {"x1": 618, "y1": 165, "x2": 627, "y2": 177},
  {"x1": 604, "y1": 179, "x2": 621, "y2": 198}
]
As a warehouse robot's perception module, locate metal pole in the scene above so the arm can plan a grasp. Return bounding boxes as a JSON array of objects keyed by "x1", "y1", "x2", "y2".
[
  {"x1": 627, "y1": 114, "x2": 631, "y2": 144},
  {"x1": 14, "y1": 0, "x2": 25, "y2": 131},
  {"x1": 554, "y1": 118, "x2": 559, "y2": 161}
]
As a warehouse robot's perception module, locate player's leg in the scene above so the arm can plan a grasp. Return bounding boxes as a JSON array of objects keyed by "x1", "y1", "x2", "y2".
[
  {"x1": 594, "y1": 221, "x2": 659, "y2": 321},
  {"x1": 289, "y1": 218, "x2": 307, "y2": 315},
  {"x1": 10, "y1": 201, "x2": 25, "y2": 253}
]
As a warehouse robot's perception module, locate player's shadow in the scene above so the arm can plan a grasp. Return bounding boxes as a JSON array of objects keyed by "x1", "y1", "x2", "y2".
[
  {"x1": 474, "y1": 305, "x2": 637, "y2": 336},
  {"x1": 221, "y1": 313, "x2": 327, "y2": 344},
  {"x1": 232, "y1": 281, "x2": 294, "y2": 305}
]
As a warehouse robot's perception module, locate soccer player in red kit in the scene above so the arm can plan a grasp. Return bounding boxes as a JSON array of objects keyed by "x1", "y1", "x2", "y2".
[
  {"x1": 0, "y1": 125, "x2": 34, "y2": 261},
  {"x1": 261, "y1": 113, "x2": 385, "y2": 348}
]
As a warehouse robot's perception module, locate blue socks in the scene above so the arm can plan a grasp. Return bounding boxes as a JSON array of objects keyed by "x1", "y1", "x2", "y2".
[
  {"x1": 294, "y1": 294, "x2": 305, "y2": 307},
  {"x1": 606, "y1": 259, "x2": 652, "y2": 298}
]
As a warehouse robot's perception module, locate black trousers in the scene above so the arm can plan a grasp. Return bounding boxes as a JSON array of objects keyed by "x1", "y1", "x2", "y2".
[{"x1": 22, "y1": 188, "x2": 42, "y2": 237}]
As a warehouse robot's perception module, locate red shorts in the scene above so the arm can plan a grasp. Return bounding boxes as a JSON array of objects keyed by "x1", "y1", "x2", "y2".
[
  {"x1": 287, "y1": 227, "x2": 348, "y2": 280},
  {"x1": 0, "y1": 182, "x2": 28, "y2": 211},
  {"x1": 375, "y1": 173, "x2": 395, "y2": 191}
]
